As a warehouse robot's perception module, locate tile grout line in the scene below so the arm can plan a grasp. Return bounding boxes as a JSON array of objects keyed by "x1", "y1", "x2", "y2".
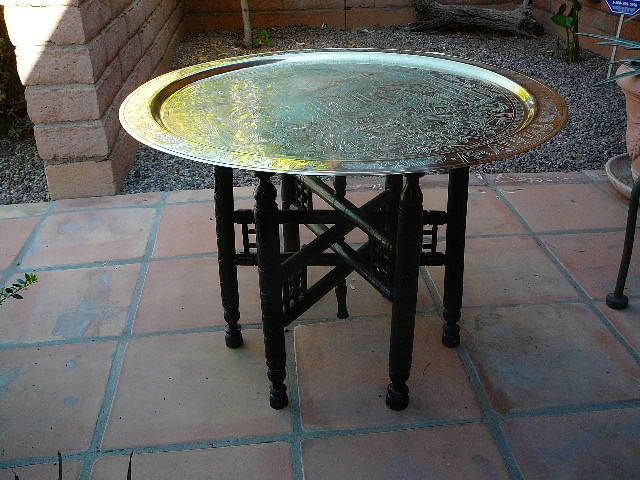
[
  {"x1": 0, "y1": 416, "x2": 490, "y2": 471},
  {"x1": 165, "y1": 195, "x2": 254, "y2": 205},
  {"x1": 0, "y1": 335, "x2": 122, "y2": 351},
  {"x1": 8, "y1": 179, "x2": 637, "y2": 276},
  {"x1": 458, "y1": 346, "x2": 525, "y2": 480},
  {"x1": 486, "y1": 180, "x2": 640, "y2": 365},
  {"x1": 7, "y1": 289, "x2": 639, "y2": 350},
  {"x1": 15, "y1": 252, "x2": 219, "y2": 274},
  {"x1": 0, "y1": 452, "x2": 88, "y2": 471},
  {"x1": 8, "y1": 395, "x2": 640, "y2": 473},
  {"x1": 14, "y1": 231, "x2": 639, "y2": 276},
  {"x1": 0, "y1": 182, "x2": 392, "y2": 222},
  {"x1": 4, "y1": 385, "x2": 638, "y2": 470},
  {"x1": 502, "y1": 398, "x2": 640, "y2": 420},
  {"x1": 0, "y1": 212, "x2": 48, "y2": 222},
  {"x1": 419, "y1": 267, "x2": 525, "y2": 480},
  {"x1": 0, "y1": 314, "x2": 382, "y2": 351},
  {"x1": 0, "y1": 304, "x2": 448, "y2": 351},
  {"x1": 50, "y1": 202, "x2": 162, "y2": 215},
  {"x1": 481, "y1": 172, "x2": 594, "y2": 186},
  {"x1": 79, "y1": 191, "x2": 168, "y2": 480},
  {"x1": 0, "y1": 173, "x2": 609, "y2": 220},
  {"x1": 0, "y1": 201, "x2": 55, "y2": 286},
  {"x1": 284, "y1": 331, "x2": 305, "y2": 480}
]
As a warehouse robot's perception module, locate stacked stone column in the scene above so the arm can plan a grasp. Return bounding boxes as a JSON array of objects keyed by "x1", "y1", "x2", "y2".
[{"x1": 1, "y1": 0, "x2": 184, "y2": 199}]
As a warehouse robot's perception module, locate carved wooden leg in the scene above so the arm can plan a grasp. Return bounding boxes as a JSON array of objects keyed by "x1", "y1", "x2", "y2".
[
  {"x1": 384, "y1": 175, "x2": 403, "y2": 243},
  {"x1": 442, "y1": 167, "x2": 470, "y2": 348},
  {"x1": 281, "y1": 175, "x2": 307, "y2": 316},
  {"x1": 386, "y1": 173, "x2": 423, "y2": 411},
  {"x1": 214, "y1": 166, "x2": 243, "y2": 349},
  {"x1": 254, "y1": 172, "x2": 289, "y2": 409},
  {"x1": 333, "y1": 176, "x2": 349, "y2": 319},
  {"x1": 281, "y1": 175, "x2": 301, "y2": 254}
]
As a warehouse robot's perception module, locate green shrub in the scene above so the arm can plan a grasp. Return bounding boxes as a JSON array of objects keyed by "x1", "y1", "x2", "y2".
[
  {"x1": 254, "y1": 28, "x2": 274, "y2": 47},
  {"x1": 0, "y1": 6, "x2": 31, "y2": 139}
]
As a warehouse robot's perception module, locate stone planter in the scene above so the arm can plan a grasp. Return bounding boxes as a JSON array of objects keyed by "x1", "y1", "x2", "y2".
[
  {"x1": 616, "y1": 64, "x2": 640, "y2": 181},
  {"x1": 605, "y1": 153, "x2": 634, "y2": 198}
]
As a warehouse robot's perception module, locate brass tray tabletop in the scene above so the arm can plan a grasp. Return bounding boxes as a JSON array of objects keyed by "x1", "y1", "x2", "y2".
[{"x1": 120, "y1": 49, "x2": 568, "y2": 175}]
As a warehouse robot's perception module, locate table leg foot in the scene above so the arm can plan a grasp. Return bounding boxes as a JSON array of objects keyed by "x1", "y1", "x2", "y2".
[
  {"x1": 442, "y1": 311, "x2": 461, "y2": 348},
  {"x1": 335, "y1": 282, "x2": 349, "y2": 319},
  {"x1": 606, "y1": 293, "x2": 629, "y2": 310},
  {"x1": 225, "y1": 328, "x2": 244, "y2": 348},
  {"x1": 386, "y1": 382, "x2": 409, "y2": 411},
  {"x1": 269, "y1": 371, "x2": 289, "y2": 410},
  {"x1": 214, "y1": 166, "x2": 243, "y2": 350}
]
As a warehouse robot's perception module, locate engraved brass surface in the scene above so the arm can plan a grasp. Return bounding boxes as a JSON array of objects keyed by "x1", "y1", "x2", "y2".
[{"x1": 120, "y1": 49, "x2": 567, "y2": 175}]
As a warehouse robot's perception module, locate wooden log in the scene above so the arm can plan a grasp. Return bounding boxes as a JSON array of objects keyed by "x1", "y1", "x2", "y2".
[{"x1": 413, "y1": 0, "x2": 544, "y2": 37}]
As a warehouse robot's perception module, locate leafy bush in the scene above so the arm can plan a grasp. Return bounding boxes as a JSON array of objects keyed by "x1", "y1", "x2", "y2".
[
  {"x1": 0, "y1": 6, "x2": 31, "y2": 139},
  {"x1": 254, "y1": 28, "x2": 274, "y2": 47}
]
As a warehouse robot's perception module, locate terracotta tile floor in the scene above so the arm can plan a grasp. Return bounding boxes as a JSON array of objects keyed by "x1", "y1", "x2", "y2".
[{"x1": 0, "y1": 172, "x2": 639, "y2": 479}]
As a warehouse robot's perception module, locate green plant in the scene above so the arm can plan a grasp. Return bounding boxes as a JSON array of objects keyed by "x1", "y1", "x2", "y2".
[
  {"x1": 253, "y1": 28, "x2": 274, "y2": 47},
  {"x1": 0, "y1": 273, "x2": 38, "y2": 305},
  {"x1": 552, "y1": 0, "x2": 582, "y2": 62},
  {"x1": 0, "y1": 6, "x2": 31, "y2": 139},
  {"x1": 578, "y1": 33, "x2": 640, "y2": 84}
]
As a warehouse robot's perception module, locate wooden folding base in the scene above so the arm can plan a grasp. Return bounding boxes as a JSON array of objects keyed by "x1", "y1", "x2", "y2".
[{"x1": 213, "y1": 167, "x2": 470, "y2": 410}]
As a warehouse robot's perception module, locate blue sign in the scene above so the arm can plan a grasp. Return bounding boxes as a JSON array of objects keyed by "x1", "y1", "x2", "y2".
[{"x1": 604, "y1": 0, "x2": 640, "y2": 15}]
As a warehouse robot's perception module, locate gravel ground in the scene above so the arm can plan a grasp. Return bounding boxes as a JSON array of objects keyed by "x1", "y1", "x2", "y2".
[
  {"x1": 0, "y1": 26, "x2": 627, "y2": 203},
  {"x1": 0, "y1": 136, "x2": 46, "y2": 205}
]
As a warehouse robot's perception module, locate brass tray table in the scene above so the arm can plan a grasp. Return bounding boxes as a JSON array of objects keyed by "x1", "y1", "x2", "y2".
[{"x1": 120, "y1": 49, "x2": 567, "y2": 410}]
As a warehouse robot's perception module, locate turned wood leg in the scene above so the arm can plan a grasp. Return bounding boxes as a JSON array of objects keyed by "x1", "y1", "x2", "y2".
[
  {"x1": 281, "y1": 175, "x2": 307, "y2": 316},
  {"x1": 254, "y1": 172, "x2": 289, "y2": 409},
  {"x1": 442, "y1": 167, "x2": 469, "y2": 348},
  {"x1": 214, "y1": 166, "x2": 243, "y2": 349},
  {"x1": 384, "y1": 175, "x2": 403, "y2": 243},
  {"x1": 333, "y1": 176, "x2": 349, "y2": 319},
  {"x1": 386, "y1": 173, "x2": 423, "y2": 411},
  {"x1": 281, "y1": 175, "x2": 302, "y2": 254}
]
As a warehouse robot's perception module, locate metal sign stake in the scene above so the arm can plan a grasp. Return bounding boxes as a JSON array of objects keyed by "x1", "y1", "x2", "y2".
[{"x1": 608, "y1": 13, "x2": 626, "y2": 79}]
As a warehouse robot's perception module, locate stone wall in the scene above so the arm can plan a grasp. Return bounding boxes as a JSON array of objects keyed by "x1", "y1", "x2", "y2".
[
  {"x1": 1, "y1": 0, "x2": 185, "y2": 199},
  {"x1": 188, "y1": 0, "x2": 639, "y2": 58},
  {"x1": 184, "y1": 0, "x2": 417, "y2": 31}
]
